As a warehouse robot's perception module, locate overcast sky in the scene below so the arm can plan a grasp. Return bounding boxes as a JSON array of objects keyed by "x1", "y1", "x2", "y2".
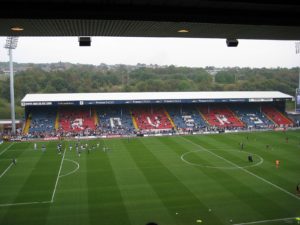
[{"x1": 0, "y1": 37, "x2": 299, "y2": 68}]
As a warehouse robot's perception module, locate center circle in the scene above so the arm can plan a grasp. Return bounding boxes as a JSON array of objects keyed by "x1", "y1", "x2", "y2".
[{"x1": 181, "y1": 149, "x2": 263, "y2": 169}]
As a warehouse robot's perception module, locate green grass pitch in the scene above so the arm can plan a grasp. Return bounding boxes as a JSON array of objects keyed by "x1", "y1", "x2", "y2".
[{"x1": 0, "y1": 130, "x2": 299, "y2": 225}]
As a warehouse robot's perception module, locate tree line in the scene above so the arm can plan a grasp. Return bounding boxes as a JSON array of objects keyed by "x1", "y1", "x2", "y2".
[{"x1": 0, "y1": 63, "x2": 299, "y2": 118}]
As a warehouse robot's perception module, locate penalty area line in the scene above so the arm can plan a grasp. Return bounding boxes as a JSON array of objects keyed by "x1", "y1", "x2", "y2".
[
  {"x1": 0, "y1": 163, "x2": 13, "y2": 179},
  {"x1": 0, "y1": 201, "x2": 51, "y2": 207},
  {"x1": 232, "y1": 216, "x2": 298, "y2": 225},
  {"x1": 50, "y1": 149, "x2": 66, "y2": 203},
  {"x1": 0, "y1": 143, "x2": 14, "y2": 156},
  {"x1": 181, "y1": 136, "x2": 300, "y2": 201}
]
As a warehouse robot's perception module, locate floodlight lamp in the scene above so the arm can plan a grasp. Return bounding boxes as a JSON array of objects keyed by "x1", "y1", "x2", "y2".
[
  {"x1": 5, "y1": 36, "x2": 18, "y2": 49},
  {"x1": 11, "y1": 27, "x2": 24, "y2": 32},
  {"x1": 177, "y1": 29, "x2": 189, "y2": 33},
  {"x1": 226, "y1": 38, "x2": 238, "y2": 47},
  {"x1": 79, "y1": 37, "x2": 91, "y2": 46}
]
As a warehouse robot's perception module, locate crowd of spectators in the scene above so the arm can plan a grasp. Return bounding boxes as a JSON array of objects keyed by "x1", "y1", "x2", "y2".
[{"x1": 2, "y1": 105, "x2": 299, "y2": 140}]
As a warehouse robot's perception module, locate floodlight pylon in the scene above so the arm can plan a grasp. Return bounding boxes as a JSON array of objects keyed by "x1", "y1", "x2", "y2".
[{"x1": 4, "y1": 37, "x2": 18, "y2": 135}]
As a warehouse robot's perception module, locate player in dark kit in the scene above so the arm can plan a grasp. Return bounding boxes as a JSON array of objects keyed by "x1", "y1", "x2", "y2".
[
  {"x1": 240, "y1": 142, "x2": 244, "y2": 150},
  {"x1": 248, "y1": 155, "x2": 253, "y2": 162}
]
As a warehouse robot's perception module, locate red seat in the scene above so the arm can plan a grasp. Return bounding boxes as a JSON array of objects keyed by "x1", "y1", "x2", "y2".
[
  {"x1": 59, "y1": 108, "x2": 96, "y2": 132},
  {"x1": 262, "y1": 106, "x2": 293, "y2": 127},
  {"x1": 132, "y1": 107, "x2": 173, "y2": 130},
  {"x1": 199, "y1": 106, "x2": 244, "y2": 128}
]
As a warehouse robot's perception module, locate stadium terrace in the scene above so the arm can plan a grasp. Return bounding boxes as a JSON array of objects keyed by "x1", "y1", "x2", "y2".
[{"x1": 19, "y1": 91, "x2": 297, "y2": 139}]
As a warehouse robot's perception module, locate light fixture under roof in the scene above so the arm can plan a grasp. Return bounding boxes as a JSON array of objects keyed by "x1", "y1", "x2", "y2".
[
  {"x1": 226, "y1": 38, "x2": 239, "y2": 47},
  {"x1": 11, "y1": 27, "x2": 24, "y2": 32},
  {"x1": 177, "y1": 29, "x2": 189, "y2": 33},
  {"x1": 79, "y1": 37, "x2": 91, "y2": 46}
]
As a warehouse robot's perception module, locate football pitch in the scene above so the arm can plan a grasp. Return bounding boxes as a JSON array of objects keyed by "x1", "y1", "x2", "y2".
[{"x1": 0, "y1": 131, "x2": 299, "y2": 225}]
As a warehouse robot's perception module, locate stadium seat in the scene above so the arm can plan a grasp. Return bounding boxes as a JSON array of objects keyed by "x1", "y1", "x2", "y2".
[
  {"x1": 199, "y1": 105, "x2": 244, "y2": 129},
  {"x1": 97, "y1": 106, "x2": 135, "y2": 135},
  {"x1": 132, "y1": 106, "x2": 173, "y2": 130},
  {"x1": 58, "y1": 107, "x2": 96, "y2": 133},
  {"x1": 230, "y1": 104, "x2": 274, "y2": 128},
  {"x1": 28, "y1": 107, "x2": 57, "y2": 135},
  {"x1": 262, "y1": 106, "x2": 294, "y2": 127},
  {"x1": 166, "y1": 105, "x2": 207, "y2": 131}
]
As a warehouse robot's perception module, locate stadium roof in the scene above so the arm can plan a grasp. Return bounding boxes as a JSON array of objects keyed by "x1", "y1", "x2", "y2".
[
  {"x1": 21, "y1": 91, "x2": 293, "y2": 106},
  {"x1": 1, "y1": 1, "x2": 300, "y2": 40}
]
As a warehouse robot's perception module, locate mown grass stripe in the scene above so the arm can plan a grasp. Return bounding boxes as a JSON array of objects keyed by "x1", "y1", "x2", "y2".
[
  {"x1": 158, "y1": 135, "x2": 299, "y2": 223},
  {"x1": 86, "y1": 139, "x2": 131, "y2": 225},
  {"x1": 106, "y1": 138, "x2": 176, "y2": 225},
  {"x1": 51, "y1": 149, "x2": 66, "y2": 202},
  {"x1": 224, "y1": 132, "x2": 300, "y2": 161},
  {"x1": 128, "y1": 137, "x2": 224, "y2": 225},
  {"x1": 0, "y1": 141, "x2": 56, "y2": 225},
  {"x1": 181, "y1": 136, "x2": 300, "y2": 201},
  {"x1": 152, "y1": 136, "x2": 283, "y2": 222},
  {"x1": 45, "y1": 141, "x2": 90, "y2": 225},
  {"x1": 202, "y1": 133, "x2": 299, "y2": 189}
]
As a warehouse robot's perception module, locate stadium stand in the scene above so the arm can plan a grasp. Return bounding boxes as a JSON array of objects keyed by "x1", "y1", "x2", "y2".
[
  {"x1": 132, "y1": 106, "x2": 174, "y2": 130},
  {"x1": 287, "y1": 113, "x2": 300, "y2": 127},
  {"x1": 58, "y1": 107, "x2": 96, "y2": 134},
  {"x1": 262, "y1": 105, "x2": 294, "y2": 127},
  {"x1": 230, "y1": 104, "x2": 274, "y2": 128},
  {"x1": 199, "y1": 105, "x2": 245, "y2": 128},
  {"x1": 167, "y1": 105, "x2": 207, "y2": 131},
  {"x1": 28, "y1": 107, "x2": 56, "y2": 134},
  {"x1": 19, "y1": 92, "x2": 297, "y2": 139},
  {"x1": 23, "y1": 105, "x2": 298, "y2": 138},
  {"x1": 97, "y1": 106, "x2": 135, "y2": 135}
]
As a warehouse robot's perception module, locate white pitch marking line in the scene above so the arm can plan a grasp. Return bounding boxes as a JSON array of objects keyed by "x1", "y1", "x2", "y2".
[
  {"x1": 181, "y1": 136, "x2": 300, "y2": 201},
  {"x1": 9, "y1": 149, "x2": 39, "y2": 152},
  {"x1": 0, "y1": 201, "x2": 51, "y2": 207},
  {"x1": 59, "y1": 159, "x2": 79, "y2": 178},
  {"x1": 50, "y1": 149, "x2": 66, "y2": 203},
  {"x1": 0, "y1": 163, "x2": 13, "y2": 179},
  {"x1": 181, "y1": 149, "x2": 264, "y2": 170},
  {"x1": 232, "y1": 216, "x2": 297, "y2": 225},
  {"x1": 0, "y1": 143, "x2": 14, "y2": 156}
]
